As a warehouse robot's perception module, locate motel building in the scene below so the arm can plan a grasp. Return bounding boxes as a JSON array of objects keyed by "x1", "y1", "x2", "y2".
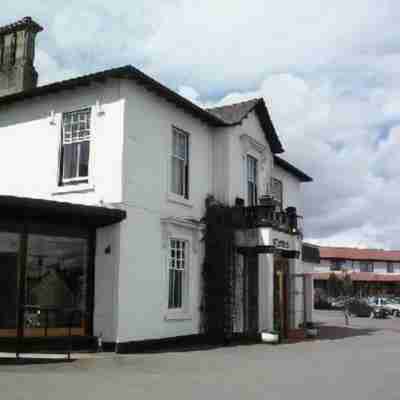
[
  {"x1": 313, "y1": 246, "x2": 400, "y2": 298},
  {"x1": 0, "y1": 17, "x2": 314, "y2": 353}
]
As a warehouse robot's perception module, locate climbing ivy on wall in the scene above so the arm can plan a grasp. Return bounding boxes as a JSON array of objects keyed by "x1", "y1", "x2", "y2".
[{"x1": 200, "y1": 196, "x2": 237, "y2": 344}]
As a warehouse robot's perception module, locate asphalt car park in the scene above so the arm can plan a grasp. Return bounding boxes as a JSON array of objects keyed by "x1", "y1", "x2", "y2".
[{"x1": 1, "y1": 310, "x2": 400, "y2": 400}]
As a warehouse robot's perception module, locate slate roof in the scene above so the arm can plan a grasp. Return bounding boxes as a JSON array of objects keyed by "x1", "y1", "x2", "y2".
[
  {"x1": 206, "y1": 98, "x2": 260, "y2": 124},
  {"x1": 207, "y1": 98, "x2": 284, "y2": 153},
  {"x1": 274, "y1": 155, "x2": 313, "y2": 182},
  {"x1": 319, "y1": 247, "x2": 400, "y2": 262}
]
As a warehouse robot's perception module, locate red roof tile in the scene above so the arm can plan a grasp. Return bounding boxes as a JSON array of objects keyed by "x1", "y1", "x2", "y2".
[
  {"x1": 319, "y1": 246, "x2": 400, "y2": 262},
  {"x1": 313, "y1": 271, "x2": 400, "y2": 282}
]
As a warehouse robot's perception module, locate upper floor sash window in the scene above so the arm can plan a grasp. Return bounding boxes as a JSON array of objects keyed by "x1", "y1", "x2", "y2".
[
  {"x1": 60, "y1": 108, "x2": 91, "y2": 185},
  {"x1": 271, "y1": 177, "x2": 283, "y2": 209},
  {"x1": 171, "y1": 128, "x2": 189, "y2": 199},
  {"x1": 247, "y1": 155, "x2": 258, "y2": 206}
]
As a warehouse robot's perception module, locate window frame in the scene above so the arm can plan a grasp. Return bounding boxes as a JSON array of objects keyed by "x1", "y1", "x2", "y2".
[
  {"x1": 271, "y1": 177, "x2": 283, "y2": 208},
  {"x1": 330, "y1": 260, "x2": 345, "y2": 271},
  {"x1": 167, "y1": 238, "x2": 189, "y2": 312},
  {"x1": 387, "y1": 262, "x2": 394, "y2": 273},
  {"x1": 59, "y1": 108, "x2": 92, "y2": 187},
  {"x1": 246, "y1": 155, "x2": 258, "y2": 206},
  {"x1": 360, "y1": 261, "x2": 374, "y2": 273},
  {"x1": 170, "y1": 127, "x2": 190, "y2": 200}
]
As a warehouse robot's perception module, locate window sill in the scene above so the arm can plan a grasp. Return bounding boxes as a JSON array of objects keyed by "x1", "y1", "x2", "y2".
[
  {"x1": 167, "y1": 193, "x2": 193, "y2": 208},
  {"x1": 52, "y1": 183, "x2": 95, "y2": 195},
  {"x1": 164, "y1": 310, "x2": 192, "y2": 321}
]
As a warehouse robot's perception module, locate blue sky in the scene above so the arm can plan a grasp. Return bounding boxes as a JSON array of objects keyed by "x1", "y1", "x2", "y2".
[{"x1": 3, "y1": 1, "x2": 400, "y2": 249}]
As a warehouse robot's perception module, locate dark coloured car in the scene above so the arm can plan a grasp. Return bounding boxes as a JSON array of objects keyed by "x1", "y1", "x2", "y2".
[{"x1": 347, "y1": 299, "x2": 389, "y2": 318}]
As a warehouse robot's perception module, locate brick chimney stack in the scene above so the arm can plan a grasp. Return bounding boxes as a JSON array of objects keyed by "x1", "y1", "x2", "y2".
[{"x1": 0, "y1": 17, "x2": 43, "y2": 97}]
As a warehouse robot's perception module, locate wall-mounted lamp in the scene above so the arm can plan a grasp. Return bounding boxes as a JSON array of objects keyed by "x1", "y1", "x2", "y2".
[
  {"x1": 49, "y1": 110, "x2": 56, "y2": 125},
  {"x1": 105, "y1": 245, "x2": 111, "y2": 255}
]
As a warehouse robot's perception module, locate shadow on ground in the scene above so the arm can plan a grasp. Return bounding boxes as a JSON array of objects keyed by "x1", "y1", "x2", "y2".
[
  {"x1": 316, "y1": 323, "x2": 378, "y2": 341},
  {"x1": 0, "y1": 357, "x2": 75, "y2": 365}
]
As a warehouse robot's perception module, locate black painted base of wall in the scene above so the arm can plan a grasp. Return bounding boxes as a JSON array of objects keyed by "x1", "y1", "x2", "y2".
[
  {"x1": 0, "y1": 336, "x2": 98, "y2": 354},
  {"x1": 115, "y1": 333, "x2": 262, "y2": 354}
]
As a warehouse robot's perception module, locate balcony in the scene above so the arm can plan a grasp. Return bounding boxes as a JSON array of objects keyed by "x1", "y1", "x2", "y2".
[{"x1": 230, "y1": 199, "x2": 302, "y2": 236}]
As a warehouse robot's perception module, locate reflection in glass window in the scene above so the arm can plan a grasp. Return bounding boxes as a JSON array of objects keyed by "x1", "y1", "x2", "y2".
[{"x1": 25, "y1": 235, "x2": 88, "y2": 335}]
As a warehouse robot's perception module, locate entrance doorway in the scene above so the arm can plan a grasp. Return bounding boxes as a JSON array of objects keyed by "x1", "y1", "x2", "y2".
[
  {"x1": 243, "y1": 254, "x2": 259, "y2": 335},
  {"x1": 274, "y1": 256, "x2": 289, "y2": 338}
]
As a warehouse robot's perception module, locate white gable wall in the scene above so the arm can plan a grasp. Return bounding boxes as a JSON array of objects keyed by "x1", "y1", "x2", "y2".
[
  {"x1": 228, "y1": 111, "x2": 274, "y2": 205},
  {"x1": 117, "y1": 80, "x2": 214, "y2": 342},
  {"x1": 0, "y1": 79, "x2": 125, "y2": 205}
]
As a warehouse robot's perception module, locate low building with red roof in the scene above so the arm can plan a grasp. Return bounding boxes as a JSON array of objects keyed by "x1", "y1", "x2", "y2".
[{"x1": 312, "y1": 246, "x2": 400, "y2": 296}]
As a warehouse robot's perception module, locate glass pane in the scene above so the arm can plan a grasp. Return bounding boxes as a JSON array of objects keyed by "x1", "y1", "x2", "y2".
[
  {"x1": 25, "y1": 235, "x2": 88, "y2": 337},
  {"x1": 171, "y1": 157, "x2": 184, "y2": 195},
  {"x1": 174, "y1": 270, "x2": 182, "y2": 308},
  {"x1": 62, "y1": 143, "x2": 78, "y2": 179},
  {"x1": 168, "y1": 269, "x2": 174, "y2": 308},
  {"x1": 78, "y1": 141, "x2": 90, "y2": 177},
  {"x1": 0, "y1": 233, "x2": 19, "y2": 337}
]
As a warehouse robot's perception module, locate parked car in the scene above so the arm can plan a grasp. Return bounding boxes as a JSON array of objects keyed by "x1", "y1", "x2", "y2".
[
  {"x1": 373, "y1": 298, "x2": 400, "y2": 317},
  {"x1": 314, "y1": 298, "x2": 332, "y2": 310},
  {"x1": 347, "y1": 299, "x2": 389, "y2": 318}
]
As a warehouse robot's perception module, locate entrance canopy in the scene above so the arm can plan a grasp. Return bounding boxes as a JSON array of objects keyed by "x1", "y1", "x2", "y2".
[{"x1": 0, "y1": 195, "x2": 126, "y2": 228}]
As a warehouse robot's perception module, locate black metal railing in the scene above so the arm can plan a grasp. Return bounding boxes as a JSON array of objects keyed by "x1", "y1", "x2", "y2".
[
  {"x1": 16, "y1": 305, "x2": 86, "y2": 361},
  {"x1": 230, "y1": 204, "x2": 301, "y2": 235}
]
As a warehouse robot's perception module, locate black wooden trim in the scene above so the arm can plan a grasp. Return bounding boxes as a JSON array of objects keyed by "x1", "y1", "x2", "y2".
[
  {"x1": 236, "y1": 246, "x2": 275, "y2": 255},
  {"x1": 277, "y1": 250, "x2": 300, "y2": 259},
  {"x1": 115, "y1": 334, "x2": 206, "y2": 354},
  {"x1": 0, "y1": 195, "x2": 126, "y2": 228},
  {"x1": 86, "y1": 230, "x2": 96, "y2": 336},
  {"x1": 236, "y1": 247, "x2": 300, "y2": 258},
  {"x1": 102, "y1": 342, "x2": 117, "y2": 352},
  {"x1": 16, "y1": 227, "x2": 27, "y2": 356}
]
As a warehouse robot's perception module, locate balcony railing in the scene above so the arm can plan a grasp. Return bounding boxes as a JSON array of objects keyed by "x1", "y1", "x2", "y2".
[{"x1": 230, "y1": 203, "x2": 301, "y2": 235}]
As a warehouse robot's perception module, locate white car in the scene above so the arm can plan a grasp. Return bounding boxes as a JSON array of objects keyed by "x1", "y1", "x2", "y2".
[{"x1": 369, "y1": 297, "x2": 400, "y2": 316}]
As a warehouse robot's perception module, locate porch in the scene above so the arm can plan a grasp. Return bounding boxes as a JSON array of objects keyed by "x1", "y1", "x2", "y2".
[{"x1": 0, "y1": 195, "x2": 126, "y2": 354}]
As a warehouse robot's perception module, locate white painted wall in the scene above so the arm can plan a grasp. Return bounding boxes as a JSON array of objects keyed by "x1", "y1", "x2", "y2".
[
  {"x1": 273, "y1": 164, "x2": 303, "y2": 215},
  {"x1": 0, "y1": 75, "x2": 311, "y2": 344},
  {"x1": 0, "y1": 79, "x2": 125, "y2": 206}
]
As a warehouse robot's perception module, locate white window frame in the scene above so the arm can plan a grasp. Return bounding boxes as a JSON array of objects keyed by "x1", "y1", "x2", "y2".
[
  {"x1": 170, "y1": 127, "x2": 190, "y2": 200},
  {"x1": 59, "y1": 108, "x2": 92, "y2": 186},
  {"x1": 168, "y1": 238, "x2": 188, "y2": 310},
  {"x1": 246, "y1": 154, "x2": 258, "y2": 206}
]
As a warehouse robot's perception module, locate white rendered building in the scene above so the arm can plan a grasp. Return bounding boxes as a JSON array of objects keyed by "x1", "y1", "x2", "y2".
[{"x1": 0, "y1": 18, "x2": 313, "y2": 352}]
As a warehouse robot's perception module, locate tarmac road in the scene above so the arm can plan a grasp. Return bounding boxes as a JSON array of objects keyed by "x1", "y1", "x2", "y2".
[{"x1": 1, "y1": 310, "x2": 400, "y2": 400}]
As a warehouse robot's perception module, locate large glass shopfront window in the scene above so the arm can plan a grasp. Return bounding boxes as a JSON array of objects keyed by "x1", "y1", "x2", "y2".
[
  {"x1": 0, "y1": 232, "x2": 20, "y2": 337},
  {"x1": 0, "y1": 224, "x2": 91, "y2": 338},
  {"x1": 24, "y1": 234, "x2": 89, "y2": 337}
]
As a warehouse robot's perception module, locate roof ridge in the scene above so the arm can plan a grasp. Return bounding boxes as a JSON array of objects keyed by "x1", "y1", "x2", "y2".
[{"x1": 206, "y1": 97, "x2": 261, "y2": 111}]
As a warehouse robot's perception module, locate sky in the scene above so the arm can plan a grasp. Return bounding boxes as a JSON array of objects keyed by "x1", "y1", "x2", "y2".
[{"x1": 2, "y1": 1, "x2": 400, "y2": 249}]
